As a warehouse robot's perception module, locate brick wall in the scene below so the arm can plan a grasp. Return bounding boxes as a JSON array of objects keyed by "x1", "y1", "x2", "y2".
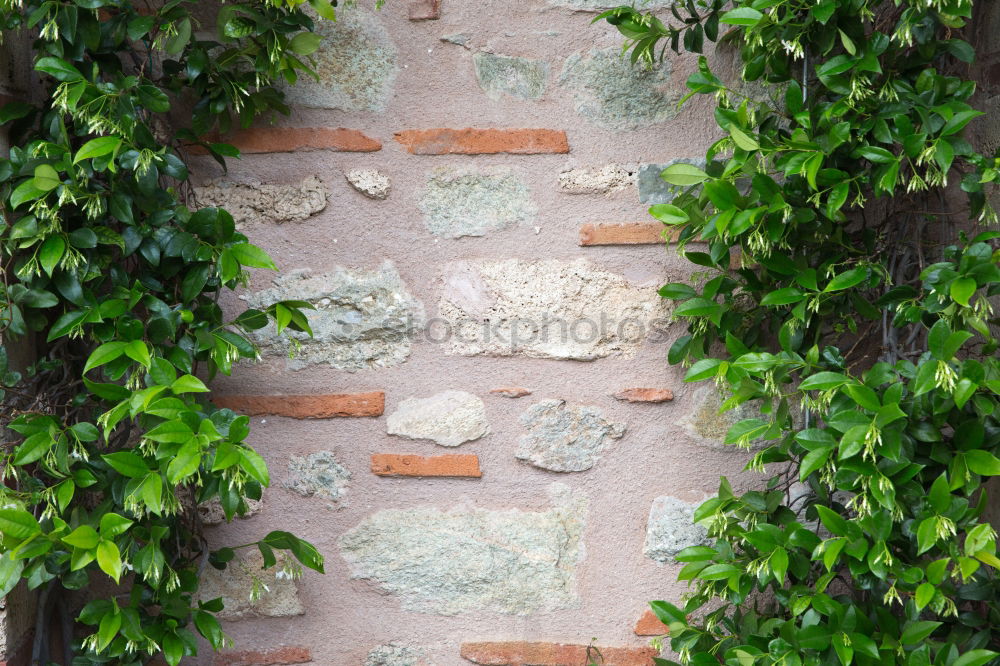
[{"x1": 179, "y1": 1, "x2": 759, "y2": 664}]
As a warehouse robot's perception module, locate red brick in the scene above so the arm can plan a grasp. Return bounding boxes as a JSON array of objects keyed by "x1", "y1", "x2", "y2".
[
  {"x1": 213, "y1": 646, "x2": 312, "y2": 666},
  {"x1": 612, "y1": 388, "x2": 674, "y2": 403},
  {"x1": 394, "y1": 128, "x2": 568, "y2": 155},
  {"x1": 214, "y1": 392, "x2": 385, "y2": 418},
  {"x1": 371, "y1": 454, "x2": 481, "y2": 477},
  {"x1": 408, "y1": 0, "x2": 440, "y2": 19},
  {"x1": 579, "y1": 222, "x2": 681, "y2": 246},
  {"x1": 190, "y1": 128, "x2": 381, "y2": 154},
  {"x1": 460, "y1": 642, "x2": 657, "y2": 666},
  {"x1": 634, "y1": 609, "x2": 670, "y2": 636},
  {"x1": 489, "y1": 387, "x2": 532, "y2": 398}
]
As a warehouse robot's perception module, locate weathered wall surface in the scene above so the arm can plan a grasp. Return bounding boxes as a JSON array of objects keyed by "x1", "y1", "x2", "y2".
[{"x1": 193, "y1": 2, "x2": 759, "y2": 664}]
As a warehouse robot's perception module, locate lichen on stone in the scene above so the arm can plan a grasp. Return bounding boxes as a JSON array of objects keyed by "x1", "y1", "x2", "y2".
[
  {"x1": 637, "y1": 158, "x2": 706, "y2": 204},
  {"x1": 242, "y1": 261, "x2": 425, "y2": 371},
  {"x1": 365, "y1": 643, "x2": 424, "y2": 666},
  {"x1": 559, "y1": 48, "x2": 680, "y2": 130},
  {"x1": 644, "y1": 495, "x2": 710, "y2": 563},
  {"x1": 284, "y1": 450, "x2": 351, "y2": 501},
  {"x1": 198, "y1": 551, "x2": 303, "y2": 620},
  {"x1": 473, "y1": 52, "x2": 548, "y2": 100},
  {"x1": 419, "y1": 166, "x2": 536, "y2": 239},
  {"x1": 193, "y1": 176, "x2": 328, "y2": 227},
  {"x1": 515, "y1": 399, "x2": 626, "y2": 472},
  {"x1": 386, "y1": 390, "x2": 490, "y2": 447}
]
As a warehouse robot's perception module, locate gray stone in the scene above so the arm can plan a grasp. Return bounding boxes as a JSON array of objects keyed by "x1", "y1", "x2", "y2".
[
  {"x1": 339, "y1": 484, "x2": 587, "y2": 615},
  {"x1": 638, "y1": 158, "x2": 707, "y2": 204},
  {"x1": 438, "y1": 258, "x2": 669, "y2": 360},
  {"x1": 559, "y1": 48, "x2": 680, "y2": 131},
  {"x1": 419, "y1": 167, "x2": 536, "y2": 238},
  {"x1": 644, "y1": 495, "x2": 709, "y2": 563},
  {"x1": 440, "y1": 33, "x2": 471, "y2": 47},
  {"x1": 199, "y1": 495, "x2": 264, "y2": 526},
  {"x1": 346, "y1": 168, "x2": 391, "y2": 199},
  {"x1": 365, "y1": 644, "x2": 424, "y2": 666},
  {"x1": 547, "y1": 0, "x2": 673, "y2": 9},
  {"x1": 198, "y1": 551, "x2": 303, "y2": 620},
  {"x1": 386, "y1": 390, "x2": 489, "y2": 447},
  {"x1": 243, "y1": 261, "x2": 424, "y2": 371},
  {"x1": 681, "y1": 385, "x2": 772, "y2": 450},
  {"x1": 193, "y1": 176, "x2": 327, "y2": 227},
  {"x1": 473, "y1": 52, "x2": 548, "y2": 100},
  {"x1": 284, "y1": 450, "x2": 351, "y2": 501},
  {"x1": 558, "y1": 164, "x2": 637, "y2": 194},
  {"x1": 283, "y1": 8, "x2": 397, "y2": 111},
  {"x1": 515, "y1": 400, "x2": 625, "y2": 472}
]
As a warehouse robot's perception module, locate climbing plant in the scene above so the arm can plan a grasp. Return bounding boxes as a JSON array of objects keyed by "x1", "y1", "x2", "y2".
[
  {"x1": 599, "y1": 0, "x2": 1000, "y2": 664},
  {"x1": 0, "y1": 0, "x2": 343, "y2": 663}
]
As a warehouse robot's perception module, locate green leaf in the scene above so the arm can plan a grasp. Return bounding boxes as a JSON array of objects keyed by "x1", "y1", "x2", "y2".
[
  {"x1": 0, "y1": 553, "x2": 24, "y2": 598},
  {"x1": 288, "y1": 31, "x2": 322, "y2": 55},
  {"x1": 73, "y1": 136, "x2": 122, "y2": 164},
  {"x1": 824, "y1": 267, "x2": 867, "y2": 292},
  {"x1": 760, "y1": 287, "x2": 804, "y2": 306},
  {"x1": 166, "y1": 440, "x2": 202, "y2": 483},
  {"x1": 914, "y1": 582, "x2": 935, "y2": 610},
  {"x1": 124, "y1": 340, "x2": 151, "y2": 368},
  {"x1": 649, "y1": 600, "x2": 686, "y2": 625},
  {"x1": 96, "y1": 540, "x2": 123, "y2": 582},
  {"x1": 171, "y1": 374, "x2": 209, "y2": 393},
  {"x1": 648, "y1": 203, "x2": 689, "y2": 225},
  {"x1": 38, "y1": 235, "x2": 65, "y2": 276},
  {"x1": 145, "y1": 420, "x2": 195, "y2": 444},
  {"x1": 62, "y1": 525, "x2": 100, "y2": 549},
  {"x1": 719, "y1": 6, "x2": 763, "y2": 25},
  {"x1": 239, "y1": 447, "x2": 270, "y2": 486},
  {"x1": 660, "y1": 163, "x2": 709, "y2": 186},
  {"x1": 9, "y1": 179, "x2": 47, "y2": 208},
  {"x1": 799, "y1": 372, "x2": 850, "y2": 391},
  {"x1": 13, "y1": 431, "x2": 52, "y2": 465},
  {"x1": 900, "y1": 621, "x2": 941, "y2": 645},
  {"x1": 228, "y1": 242, "x2": 277, "y2": 270},
  {"x1": 953, "y1": 651, "x2": 999, "y2": 666},
  {"x1": 96, "y1": 610, "x2": 121, "y2": 652},
  {"x1": 684, "y1": 358, "x2": 723, "y2": 382},
  {"x1": 965, "y1": 450, "x2": 1000, "y2": 476},
  {"x1": 950, "y1": 277, "x2": 976, "y2": 306},
  {"x1": 84, "y1": 342, "x2": 127, "y2": 374},
  {"x1": 941, "y1": 110, "x2": 983, "y2": 137},
  {"x1": 102, "y1": 452, "x2": 150, "y2": 477},
  {"x1": 0, "y1": 509, "x2": 41, "y2": 540},
  {"x1": 730, "y1": 126, "x2": 759, "y2": 151},
  {"x1": 33, "y1": 164, "x2": 61, "y2": 191},
  {"x1": 99, "y1": 513, "x2": 133, "y2": 537},
  {"x1": 814, "y1": 505, "x2": 848, "y2": 536},
  {"x1": 165, "y1": 17, "x2": 192, "y2": 55},
  {"x1": 35, "y1": 56, "x2": 83, "y2": 81}
]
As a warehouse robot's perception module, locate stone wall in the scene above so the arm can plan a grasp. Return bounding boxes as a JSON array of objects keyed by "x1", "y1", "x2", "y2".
[{"x1": 194, "y1": 3, "x2": 760, "y2": 663}]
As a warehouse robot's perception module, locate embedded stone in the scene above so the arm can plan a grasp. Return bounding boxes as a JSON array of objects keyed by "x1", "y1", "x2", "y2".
[
  {"x1": 638, "y1": 159, "x2": 707, "y2": 204},
  {"x1": 346, "y1": 168, "x2": 391, "y2": 199},
  {"x1": 644, "y1": 495, "x2": 709, "y2": 563},
  {"x1": 193, "y1": 176, "x2": 327, "y2": 227},
  {"x1": 365, "y1": 644, "x2": 424, "y2": 666},
  {"x1": 440, "y1": 33, "x2": 471, "y2": 47},
  {"x1": 515, "y1": 399, "x2": 625, "y2": 472},
  {"x1": 242, "y1": 261, "x2": 424, "y2": 371},
  {"x1": 559, "y1": 49, "x2": 680, "y2": 131},
  {"x1": 558, "y1": 164, "x2": 637, "y2": 194},
  {"x1": 283, "y1": 450, "x2": 351, "y2": 501},
  {"x1": 283, "y1": 8, "x2": 397, "y2": 111},
  {"x1": 198, "y1": 551, "x2": 303, "y2": 620},
  {"x1": 419, "y1": 167, "x2": 536, "y2": 238},
  {"x1": 339, "y1": 484, "x2": 587, "y2": 615},
  {"x1": 490, "y1": 387, "x2": 532, "y2": 398},
  {"x1": 473, "y1": 52, "x2": 548, "y2": 101},
  {"x1": 386, "y1": 390, "x2": 489, "y2": 447},
  {"x1": 438, "y1": 258, "x2": 669, "y2": 360},
  {"x1": 682, "y1": 385, "x2": 767, "y2": 450},
  {"x1": 546, "y1": 0, "x2": 672, "y2": 9},
  {"x1": 199, "y1": 495, "x2": 264, "y2": 526}
]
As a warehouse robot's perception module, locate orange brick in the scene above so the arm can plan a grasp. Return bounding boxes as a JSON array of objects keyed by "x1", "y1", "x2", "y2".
[
  {"x1": 214, "y1": 392, "x2": 385, "y2": 418},
  {"x1": 579, "y1": 222, "x2": 683, "y2": 246},
  {"x1": 394, "y1": 128, "x2": 568, "y2": 155},
  {"x1": 460, "y1": 642, "x2": 657, "y2": 666},
  {"x1": 371, "y1": 454, "x2": 482, "y2": 478},
  {"x1": 190, "y1": 127, "x2": 381, "y2": 154},
  {"x1": 612, "y1": 388, "x2": 674, "y2": 403},
  {"x1": 408, "y1": 0, "x2": 440, "y2": 19},
  {"x1": 634, "y1": 609, "x2": 670, "y2": 636},
  {"x1": 489, "y1": 387, "x2": 532, "y2": 398},
  {"x1": 213, "y1": 646, "x2": 312, "y2": 666}
]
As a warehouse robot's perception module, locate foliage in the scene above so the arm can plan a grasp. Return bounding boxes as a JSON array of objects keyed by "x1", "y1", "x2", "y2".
[
  {"x1": 0, "y1": 0, "x2": 344, "y2": 662},
  {"x1": 599, "y1": 0, "x2": 1000, "y2": 664}
]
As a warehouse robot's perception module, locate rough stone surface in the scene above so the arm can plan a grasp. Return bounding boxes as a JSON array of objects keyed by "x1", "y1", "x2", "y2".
[
  {"x1": 440, "y1": 33, "x2": 471, "y2": 47},
  {"x1": 283, "y1": 8, "x2": 397, "y2": 111},
  {"x1": 515, "y1": 400, "x2": 625, "y2": 472},
  {"x1": 243, "y1": 262, "x2": 424, "y2": 371},
  {"x1": 199, "y1": 496, "x2": 264, "y2": 526},
  {"x1": 386, "y1": 390, "x2": 489, "y2": 446},
  {"x1": 473, "y1": 52, "x2": 548, "y2": 100},
  {"x1": 198, "y1": 551, "x2": 303, "y2": 620},
  {"x1": 364, "y1": 644, "x2": 423, "y2": 666},
  {"x1": 346, "y1": 169, "x2": 391, "y2": 199},
  {"x1": 193, "y1": 177, "x2": 327, "y2": 227},
  {"x1": 638, "y1": 159, "x2": 706, "y2": 204},
  {"x1": 339, "y1": 484, "x2": 587, "y2": 615},
  {"x1": 283, "y1": 450, "x2": 351, "y2": 502},
  {"x1": 438, "y1": 258, "x2": 668, "y2": 360},
  {"x1": 559, "y1": 49, "x2": 680, "y2": 131},
  {"x1": 558, "y1": 164, "x2": 637, "y2": 194},
  {"x1": 682, "y1": 385, "x2": 766, "y2": 450},
  {"x1": 419, "y1": 167, "x2": 536, "y2": 238},
  {"x1": 612, "y1": 388, "x2": 674, "y2": 403},
  {"x1": 213, "y1": 646, "x2": 312, "y2": 666},
  {"x1": 644, "y1": 495, "x2": 709, "y2": 563},
  {"x1": 490, "y1": 387, "x2": 532, "y2": 398},
  {"x1": 546, "y1": 0, "x2": 673, "y2": 9}
]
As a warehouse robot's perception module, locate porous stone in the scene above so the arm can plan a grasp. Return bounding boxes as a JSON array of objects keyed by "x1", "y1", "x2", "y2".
[
  {"x1": 440, "y1": 33, "x2": 471, "y2": 47},
  {"x1": 546, "y1": 0, "x2": 673, "y2": 9},
  {"x1": 198, "y1": 551, "x2": 303, "y2": 620},
  {"x1": 283, "y1": 451, "x2": 351, "y2": 501},
  {"x1": 515, "y1": 400, "x2": 625, "y2": 472},
  {"x1": 346, "y1": 169, "x2": 391, "y2": 199},
  {"x1": 559, "y1": 48, "x2": 680, "y2": 131},
  {"x1": 638, "y1": 158, "x2": 706, "y2": 204},
  {"x1": 199, "y1": 495, "x2": 264, "y2": 526},
  {"x1": 473, "y1": 52, "x2": 548, "y2": 101},
  {"x1": 339, "y1": 484, "x2": 587, "y2": 615},
  {"x1": 558, "y1": 164, "x2": 637, "y2": 194},
  {"x1": 242, "y1": 262, "x2": 424, "y2": 371},
  {"x1": 283, "y1": 8, "x2": 397, "y2": 111},
  {"x1": 419, "y1": 167, "x2": 536, "y2": 238},
  {"x1": 438, "y1": 258, "x2": 669, "y2": 360},
  {"x1": 193, "y1": 176, "x2": 327, "y2": 227},
  {"x1": 386, "y1": 390, "x2": 489, "y2": 447},
  {"x1": 682, "y1": 385, "x2": 767, "y2": 450},
  {"x1": 644, "y1": 495, "x2": 709, "y2": 563},
  {"x1": 490, "y1": 387, "x2": 532, "y2": 398},
  {"x1": 365, "y1": 644, "x2": 423, "y2": 666}
]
